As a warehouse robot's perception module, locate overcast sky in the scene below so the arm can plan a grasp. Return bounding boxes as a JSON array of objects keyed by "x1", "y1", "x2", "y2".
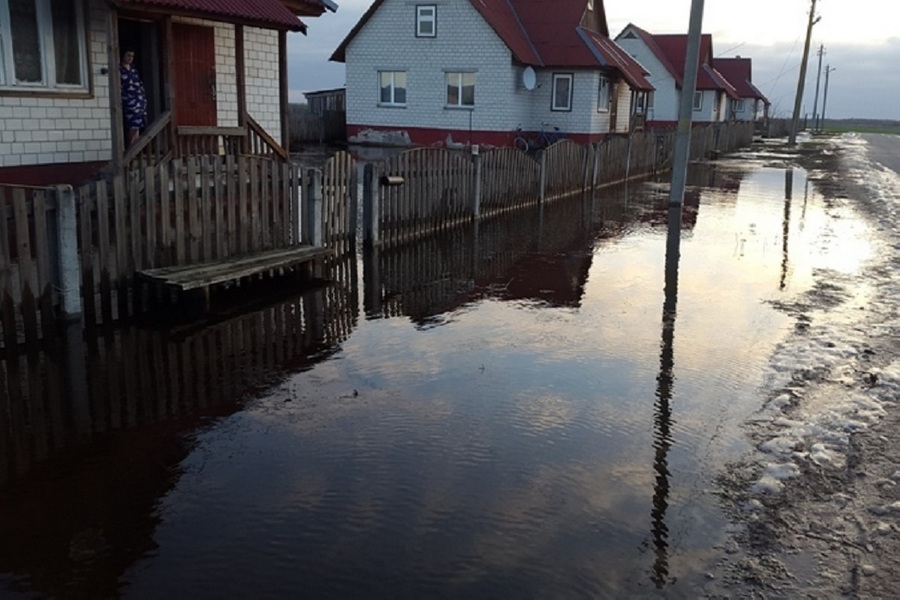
[{"x1": 287, "y1": 0, "x2": 899, "y2": 120}]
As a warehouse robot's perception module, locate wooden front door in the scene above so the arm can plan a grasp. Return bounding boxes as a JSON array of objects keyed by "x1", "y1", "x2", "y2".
[{"x1": 172, "y1": 24, "x2": 216, "y2": 126}]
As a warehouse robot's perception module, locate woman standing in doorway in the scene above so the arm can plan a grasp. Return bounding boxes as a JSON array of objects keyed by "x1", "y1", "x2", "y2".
[{"x1": 120, "y1": 50, "x2": 147, "y2": 147}]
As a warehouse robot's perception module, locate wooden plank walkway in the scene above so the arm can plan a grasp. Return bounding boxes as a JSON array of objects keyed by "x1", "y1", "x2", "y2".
[{"x1": 136, "y1": 245, "x2": 331, "y2": 292}]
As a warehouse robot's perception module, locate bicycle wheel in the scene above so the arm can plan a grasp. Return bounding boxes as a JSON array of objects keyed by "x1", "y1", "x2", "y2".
[{"x1": 513, "y1": 136, "x2": 529, "y2": 153}]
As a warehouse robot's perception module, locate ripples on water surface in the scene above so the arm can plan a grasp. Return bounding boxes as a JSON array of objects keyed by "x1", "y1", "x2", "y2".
[{"x1": 0, "y1": 148, "x2": 874, "y2": 598}]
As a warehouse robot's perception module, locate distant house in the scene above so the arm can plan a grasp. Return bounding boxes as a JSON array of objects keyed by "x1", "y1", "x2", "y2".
[
  {"x1": 329, "y1": 0, "x2": 654, "y2": 148},
  {"x1": 0, "y1": 0, "x2": 336, "y2": 186},
  {"x1": 304, "y1": 88, "x2": 346, "y2": 115},
  {"x1": 713, "y1": 57, "x2": 769, "y2": 122},
  {"x1": 614, "y1": 24, "x2": 739, "y2": 129}
]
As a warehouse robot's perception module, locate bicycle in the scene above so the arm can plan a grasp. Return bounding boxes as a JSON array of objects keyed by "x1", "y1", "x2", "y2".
[{"x1": 513, "y1": 123, "x2": 567, "y2": 153}]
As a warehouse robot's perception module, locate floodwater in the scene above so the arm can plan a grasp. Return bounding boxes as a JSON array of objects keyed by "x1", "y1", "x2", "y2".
[{"x1": 0, "y1": 143, "x2": 872, "y2": 598}]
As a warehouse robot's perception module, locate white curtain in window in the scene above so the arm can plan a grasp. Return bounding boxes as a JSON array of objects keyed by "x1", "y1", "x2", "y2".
[
  {"x1": 52, "y1": 0, "x2": 80, "y2": 85},
  {"x1": 9, "y1": 0, "x2": 42, "y2": 83}
]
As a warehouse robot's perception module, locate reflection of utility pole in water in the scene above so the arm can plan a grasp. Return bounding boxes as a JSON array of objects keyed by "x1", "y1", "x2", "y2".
[
  {"x1": 650, "y1": 205, "x2": 683, "y2": 588},
  {"x1": 650, "y1": 0, "x2": 702, "y2": 576},
  {"x1": 780, "y1": 169, "x2": 793, "y2": 290}
]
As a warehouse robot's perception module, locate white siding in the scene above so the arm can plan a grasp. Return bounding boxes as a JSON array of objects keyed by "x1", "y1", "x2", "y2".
[
  {"x1": 0, "y1": 0, "x2": 112, "y2": 168},
  {"x1": 615, "y1": 29, "x2": 679, "y2": 123},
  {"x1": 345, "y1": 0, "x2": 530, "y2": 139}
]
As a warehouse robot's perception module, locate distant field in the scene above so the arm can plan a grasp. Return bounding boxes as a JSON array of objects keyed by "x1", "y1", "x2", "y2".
[{"x1": 820, "y1": 119, "x2": 900, "y2": 135}]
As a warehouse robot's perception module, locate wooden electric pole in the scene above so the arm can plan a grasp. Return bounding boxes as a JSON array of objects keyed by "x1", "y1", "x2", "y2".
[
  {"x1": 821, "y1": 65, "x2": 836, "y2": 129},
  {"x1": 789, "y1": 0, "x2": 820, "y2": 145}
]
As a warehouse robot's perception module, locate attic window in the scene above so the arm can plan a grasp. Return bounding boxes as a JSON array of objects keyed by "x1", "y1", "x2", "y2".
[
  {"x1": 622, "y1": 31, "x2": 638, "y2": 39},
  {"x1": 416, "y1": 5, "x2": 436, "y2": 38}
]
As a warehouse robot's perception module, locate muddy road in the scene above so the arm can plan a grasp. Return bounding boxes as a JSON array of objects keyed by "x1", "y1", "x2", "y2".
[{"x1": 710, "y1": 132, "x2": 900, "y2": 598}]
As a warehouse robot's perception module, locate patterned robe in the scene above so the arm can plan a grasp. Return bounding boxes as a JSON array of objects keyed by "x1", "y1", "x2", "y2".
[{"x1": 121, "y1": 66, "x2": 147, "y2": 129}]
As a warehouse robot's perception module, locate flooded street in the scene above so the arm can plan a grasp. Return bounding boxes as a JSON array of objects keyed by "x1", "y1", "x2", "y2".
[{"x1": 2, "y1": 135, "x2": 897, "y2": 598}]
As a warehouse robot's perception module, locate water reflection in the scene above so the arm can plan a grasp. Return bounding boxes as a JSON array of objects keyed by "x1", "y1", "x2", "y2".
[
  {"x1": 0, "y1": 159, "x2": 801, "y2": 598},
  {"x1": 0, "y1": 254, "x2": 358, "y2": 598},
  {"x1": 649, "y1": 205, "x2": 683, "y2": 588}
]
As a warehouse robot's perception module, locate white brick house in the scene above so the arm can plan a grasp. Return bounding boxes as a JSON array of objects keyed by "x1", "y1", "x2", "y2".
[
  {"x1": 0, "y1": 0, "x2": 333, "y2": 186},
  {"x1": 614, "y1": 24, "x2": 739, "y2": 129},
  {"x1": 330, "y1": 0, "x2": 654, "y2": 148}
]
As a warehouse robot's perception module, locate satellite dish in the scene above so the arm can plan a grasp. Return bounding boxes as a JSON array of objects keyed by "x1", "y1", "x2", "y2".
[{"x1": 522, "y1": 67, "x2": 537, "y2": 91}]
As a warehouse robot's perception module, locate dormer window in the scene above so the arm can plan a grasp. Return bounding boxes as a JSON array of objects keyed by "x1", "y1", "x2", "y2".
[{"x1": 416, "y1": 5, "x2": 436, "y2": 38}]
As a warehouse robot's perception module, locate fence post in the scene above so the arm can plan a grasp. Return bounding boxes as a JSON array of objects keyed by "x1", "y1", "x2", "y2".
[
  {"x1": 55, "y1": 185, "x2": 82, "y2": 321},
  {"x1": 471, "y1": 145, "x2": 482, "y2": 220},
  {"x1": 592, "y1": 141, "x2": 602, "y2": 188},
  {"x1": 625, "y1": 134, "x2": 633, "y2": 181},
  {"x1": 304, "y1": 168, "x2": 323, "y2": 247},
  {"x1": 539, "y1": 150, "x2": 547, "y2": 202},
  {"x1": 362, "y1": 163, "x2": 379, "y2": 247}
]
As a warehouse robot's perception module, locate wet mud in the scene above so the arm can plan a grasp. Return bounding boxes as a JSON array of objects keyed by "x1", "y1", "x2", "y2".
[{"x1": 710, "y1": 134, "x2": 900, "y2": 598}]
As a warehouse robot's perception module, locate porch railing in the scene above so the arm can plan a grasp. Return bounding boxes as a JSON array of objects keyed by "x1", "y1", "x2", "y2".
[
  {"x1": 122, "y1": 112, "x2": 288, "y2": 175},
  {"x1": 123, "y1": 109, "x2": 175, "y2": 175}
]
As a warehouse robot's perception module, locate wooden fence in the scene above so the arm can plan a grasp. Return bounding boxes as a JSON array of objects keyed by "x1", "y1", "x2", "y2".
[
  {"x1": 0, "y1": 122, "x2": 754, "y2": 345},
  {"x1": 76, "y1": 156, "x2": 306, "y2": 327},
  {"x1": 364, "y1": 122, "x2": 755, "y2": 247},
  {"x1": 0, "y1": 252, "x2": 358, "y2": 485}
]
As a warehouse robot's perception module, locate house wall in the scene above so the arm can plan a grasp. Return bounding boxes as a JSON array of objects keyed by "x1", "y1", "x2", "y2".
[
  {"x1": 0, "y1": 0, "x2": 112, "y2": 170},
  {"x1": 0, "y1": 6, "x2": 283, "y2": 178},
  {"x1": 615, "y1": 31, "x2": 679, "y2": 124},
  {"x1": 244, "y1": 28, "x2": 282, "y2": 136},
  {"x1": 613, "y1": 82, "x2": 632, "y2": 132},
  {"x1": 173, "y1": 19, "x2": 281, "y2": 137},
  {"x1": 345, "y1": 0, "x2": 531, "y2": 146},
  {"x1": 345, "y1": 0, "x2": 629, "y2": 146}
]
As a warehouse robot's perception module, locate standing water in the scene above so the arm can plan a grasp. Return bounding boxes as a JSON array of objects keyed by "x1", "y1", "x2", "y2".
[{"x1": 0, "y1": 144, "x2": 874, "y2": 598}]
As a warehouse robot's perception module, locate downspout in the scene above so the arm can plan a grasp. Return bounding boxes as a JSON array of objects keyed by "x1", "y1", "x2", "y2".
[
  {"x1": 279, "y1": 30, "x2": 290, "y2": 154},
  {"x1": 107, "y1": 8, "x2": 124, "y2": 171}
]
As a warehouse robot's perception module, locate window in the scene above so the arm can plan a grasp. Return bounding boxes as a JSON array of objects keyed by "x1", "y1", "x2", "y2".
[
  {"x1": 446, "y1": 71, "x2": 475, "y2": 107},
  {"x1": 416, "y1": 5, "x2": 436, "y2": 37},
  {"x1": 733, "y1": 98, "x2": 745, "y2": 112},
  {"x1": 379, "y1": 71, "x2": 406, "y2": 106},
  {"x1": 597, "y1": 75, "x2": 610, "y2": 112},
  {"x1": 0, "y1": 0, "x2": 87, "y2": 92},
  {"x1": 693, "y1": 90, "x2": 703, "y2": 111},
  {"x1": 552, "y1": 73, "x2": 573, "y2": 111}
]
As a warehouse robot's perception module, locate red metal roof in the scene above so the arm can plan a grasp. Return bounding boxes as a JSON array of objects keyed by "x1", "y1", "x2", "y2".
[
  {"x1": 116, "y1": 0, "x2": 307, "y2": 31},
  {"x1": 331, "y1": 0, "x2": 652, "y2": 92},
  {"x1": 580, "y1": 29, "x2": 654, "y2": 91},
  {"x1": 713, "y1": 58, "x2": 769, "y2": 102},
  {"x1": 625, "y1": 26, "x2": 739, "y2": 98}
]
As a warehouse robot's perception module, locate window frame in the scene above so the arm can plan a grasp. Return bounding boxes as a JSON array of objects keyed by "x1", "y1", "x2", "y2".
[
  {"x1": 0, "y1": 0, "x2": 89, "y2": 95},
  {"x1": 378, "y1": 70, "x2": 407, "y2": 107},
  {"x1": 416, "y1": 5, "x2": 436, "y2": 38},
  {"x1": 445, "y1": 70, "x2": 475, "y2": 109},
  {"x1": 596, "y1": 74, "x2": 610, "y2": 112},
  {"x1": 733, "y1": 98, "x2": 745, "y2": 113},
  {"x1": 692, "y1": 90, "x2": 703, "y2": 111},
  {"x1": 551, "y1": 73, "x2": 574, "y2": 112}
]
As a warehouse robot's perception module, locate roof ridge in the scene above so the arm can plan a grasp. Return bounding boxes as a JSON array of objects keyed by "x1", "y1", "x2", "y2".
[{"x1": 502, "y1": 0, "x2": 544, "y2": 66}]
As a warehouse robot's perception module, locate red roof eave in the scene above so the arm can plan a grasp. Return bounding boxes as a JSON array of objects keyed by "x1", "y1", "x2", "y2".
[{"x1": 115, "y1": 0, "x2": 307, "y2": 32}]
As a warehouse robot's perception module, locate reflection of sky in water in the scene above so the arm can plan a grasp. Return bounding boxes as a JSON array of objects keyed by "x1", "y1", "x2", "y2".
[{"x1": 122, "y1": 163, "x2": 873, "y2": 598}]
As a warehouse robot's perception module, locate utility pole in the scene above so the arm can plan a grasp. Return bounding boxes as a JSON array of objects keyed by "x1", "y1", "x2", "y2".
[
  {"x1": 821, "y1": 65, "x2": 836, "y2": 129},
  {"x1": 789, "y1": 0, "x2": 820, "y2": 145},
  {"x1": 811, "y1": 44, "x2": 825, "y2": 132},
  {"x1": 668, "y1": 0, "x2": 705, "y2": 208}
]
